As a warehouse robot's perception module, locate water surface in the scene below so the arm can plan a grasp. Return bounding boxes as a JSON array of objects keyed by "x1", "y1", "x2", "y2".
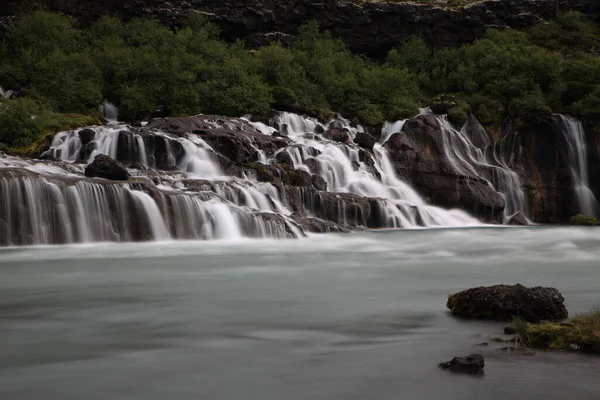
[{"x1": 1, "y1": 227, "x2": 600, "y2": 399}]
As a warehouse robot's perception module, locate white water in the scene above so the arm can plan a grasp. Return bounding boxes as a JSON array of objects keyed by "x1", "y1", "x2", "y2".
[
  {"x1": 0, "y1": 86, "x2": 14, "y2": 98},
  {"x1": 433, "y1": 116, "x2": 528, "y2": 221},
  {"x1": 0, "y1": 111, "x2": 541, "y2": 246},
  {"x1": 99, "y1": 100, "x2": 119, "y2": 122},
  {"x1": 557, "y1": 115, "x2": 599, "y2": 217}
]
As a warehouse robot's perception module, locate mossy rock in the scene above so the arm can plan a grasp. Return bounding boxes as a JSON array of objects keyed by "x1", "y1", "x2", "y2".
[
  {"x1": 569, "y1": 214, "x2": 598, "y2": 226},
  {"x1": 515, "y1": 311, "x2": 600, "y2": 354}
]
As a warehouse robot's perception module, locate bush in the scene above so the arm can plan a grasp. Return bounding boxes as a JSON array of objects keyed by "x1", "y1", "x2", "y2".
[
  {"x1": 0, "y1": 97, "x2": 44, "y2": 147},
  {"x1": 569, "y1": 214, "x2": 598, "y2": 226}
]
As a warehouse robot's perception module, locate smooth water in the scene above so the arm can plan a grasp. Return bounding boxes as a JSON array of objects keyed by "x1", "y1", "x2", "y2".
[{"x1": 1, "y1": 227, "x2": 599, "y2": 400}]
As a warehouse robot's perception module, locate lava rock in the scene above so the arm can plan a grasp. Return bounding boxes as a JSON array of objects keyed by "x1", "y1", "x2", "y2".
[
  {"x1": 323, "y1": 128, "x2": 349, "y2": 143},
  {"x1": 78, "y1": 128, "x2": 96, "y2": 145},
  {"x1": 354, "y1": 132, "x2": 377, "y2": 150},
  {"x1": 129, "y1": 162, "x2": 147, "y2": 170},
  {"x1": 439, "y1": 354, "x2": 485, "y2": 374},
  {"x1": 85, "y1": 154, "x2": 130, "y2": 181},
  {"x1": 312, "y1": 174, "x2": 327, "y2": 191},
  {"x1": 508, "y1": 212, "x2": 529, "y2": 226},
  {"x1": 447, "y1": 284, "x2": 568, "y2": 322}
]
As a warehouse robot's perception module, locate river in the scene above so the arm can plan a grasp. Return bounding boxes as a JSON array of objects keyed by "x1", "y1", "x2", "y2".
[{"x1": 1, "y1": 227, "x2": 599, "y2": 399}]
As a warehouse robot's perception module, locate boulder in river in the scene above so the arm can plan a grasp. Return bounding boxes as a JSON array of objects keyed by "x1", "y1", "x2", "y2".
[
  {"x1": 353, "y1": 132, "x2": 377, "y2": 150},
  {"x1": 85, "y1": 154, "x2": 130, "y2": 181},
  {"x1": 507, "y1": 212, "x2": 529, "y2": 226},
  {"x1": 439, "y1": 354, "x2": 485, "y2": 374},
  {"x1": 447, "y1": 284, "x2": 568, "y2": 322}
]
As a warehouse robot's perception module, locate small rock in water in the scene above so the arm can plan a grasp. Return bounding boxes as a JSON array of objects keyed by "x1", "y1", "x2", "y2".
[
  {"x1": 504, "y1": 325, "x2": 517, "y2": 335},
  {"x1": 568, "y1": 343, "x2": 580, "y2": 352},
  {"x1": 439, "y1": 354, "x2": 485, "y2": 374},
  {"x1": 522, "y1": 349, "x2": 536, "y2": 356},
  {"x1": 477, "y1": 342, "x2": 489, "y2": 346},
  {"x1": 507, "y1": 212, "x2": 528, "y2": 226}
]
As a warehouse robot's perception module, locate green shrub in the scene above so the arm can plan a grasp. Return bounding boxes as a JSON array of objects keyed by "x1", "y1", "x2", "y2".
[{"x1": 0, "y1": 97, "x2": 44, "y2": 147}]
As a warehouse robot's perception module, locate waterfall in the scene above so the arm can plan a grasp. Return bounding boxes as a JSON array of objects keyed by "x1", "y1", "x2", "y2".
[
  {"x1": 556, "y1": 115, "x2": 599, "y2": 217},
  {"x1": 0, "y1": 87, "x2": 14, "y2": 98},
  {"x1": 434, "y1": 116, "x2": 528, "y2": 221},
  {"x1": 254, "y1": 112, "x2": 480, "y2": 228},
  {"x1": 99, "y1": 100, "x2": 119, "y2": 122}
]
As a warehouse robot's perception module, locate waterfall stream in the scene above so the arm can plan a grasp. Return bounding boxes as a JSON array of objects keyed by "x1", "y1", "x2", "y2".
[
  {"x1": 556, "y1": 115, "x2": 599, "y2": 217},
  {"x1": 0, "y1": 111, "x2": 541, "y2": 246}
]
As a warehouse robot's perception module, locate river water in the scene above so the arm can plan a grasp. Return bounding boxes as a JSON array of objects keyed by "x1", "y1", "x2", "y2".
[{"x1": 1, "y1": 227, "x2": 600, "y2": 399}]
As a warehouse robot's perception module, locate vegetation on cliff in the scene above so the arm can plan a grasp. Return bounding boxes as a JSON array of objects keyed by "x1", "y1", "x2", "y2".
[{"x1": 0, "y1": 10, "x2": 598, "y2": 150}]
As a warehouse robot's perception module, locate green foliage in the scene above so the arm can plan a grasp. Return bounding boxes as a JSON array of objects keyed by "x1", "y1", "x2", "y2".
[
  {"x1": 569, "y1": 214, "x2": 598, "y2": 226},
  {"x1": 0, "y1": 97, "x2": 44, "y2": 147},
  {"x1": 0, "y1": 10, "x2": 599, "y2": 152},
  {"x1": 529, "y1": 11, "x2": 599, "y2": 54}
]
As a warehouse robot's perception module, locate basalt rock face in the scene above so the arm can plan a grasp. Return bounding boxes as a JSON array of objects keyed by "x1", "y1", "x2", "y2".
[
  {"x1": 491, "y1": 115, "x2": 600, "y2": 223},
  {"x1": 2, "y1": 0, "x2": 598, "y2": 56},
  {"x1": 385, "y1": 115, "x2": 505, "y2": 223}
]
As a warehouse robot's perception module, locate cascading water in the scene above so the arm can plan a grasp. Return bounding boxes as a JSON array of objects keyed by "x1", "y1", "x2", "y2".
[
  {"x1": 0, "y1": 86, "x2": 14, "y2": 98},
  {"x1": 99, "y1": 100, "x2": 119, "y2": 122},
  {"x1": 556, "y1": 115, "x2": 599, "y2": 217},
  {"x1": 1, "y1": 109, "x2": 536, "y2": 247},
  {"x1": 432, "y1": 116, "x2": 528, "y2": 221}
]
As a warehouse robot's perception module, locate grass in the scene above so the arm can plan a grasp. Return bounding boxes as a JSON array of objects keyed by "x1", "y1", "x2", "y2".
[{"x1": 510, "y1": 309, "x2": 600, "y2": 354}]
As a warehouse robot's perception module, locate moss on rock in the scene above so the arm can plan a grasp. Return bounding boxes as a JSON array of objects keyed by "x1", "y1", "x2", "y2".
[{"x1": 569, "y1": 214, "x2": 598, "y2": 226}]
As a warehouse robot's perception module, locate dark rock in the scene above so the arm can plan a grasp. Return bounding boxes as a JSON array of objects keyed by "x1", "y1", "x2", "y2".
[
  {"x1": 447, "y1": 284, "x2": 568, "y2": 322},
  {"x1": 314, "y1": 125, "x2": 325, "y2": 135},
  {"x1": 462, "y1": 114, "x2": 491, "y2": 149},
  {"x1": 504, "y1": 325, "x2": 517, "y2": 335},
  {"x1": 507, "y1": 212, "x2": 529, "y2": 226},
  {"x1": 312, "y1": 174, "x2": 327, "y2": 191},
  {"x1": 275, "y1": 150, "x2": 294, "y2": 166},
  {"x1": 288, "y1": 168, "x2": 312, "y2": 187},
  {"x1": 79, "y1": 141, "x2": 97, "y2": 161},
  {"x1": 78, "y1": 128, "x2": 96, "y2": 145},
  {"x1": 85, "y1": 154, "x2": 130, "y2": 181},
  {"x1": 430, "y1": 96, "x2": 457, "y2": 115},
  {"x1": 129, "y1": 162, "x2": 147, "y2": 170},
  {"x1": 439, "y1": 354, "x2": 485, "y2": 374},
  {"x1": 323, "y1": 128, "x2": 349, "y2": 143},
  {"x1": 244, "y1": 31, "x2": 294, "y2": 48},
  {"x1": 385, "y1": 115, "x2": 505, "y2": 223},
  {"x1": 130, "y1": 121, "x2": 143, "y2": 128},
  {"x1": 354, "y1": 132, "x2": 377, "y2": 150}
]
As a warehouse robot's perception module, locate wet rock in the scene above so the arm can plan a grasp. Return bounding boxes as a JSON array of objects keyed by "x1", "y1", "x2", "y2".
[
  {"x1": 288, "y1": 168, "x2": 312, "y2": 187},
  {"x1": 447, "y1": 284, "x2": 568, "y2": 322},
  {"x1": 462, "y1": 114, "x2": 491, "y2": 149},
  {"x1": 569, "y1": 214, "x2": 598, "y2": 226},
  {"x1": 78, "y1": 128, "x2": 96, "y2": 145},
  {"x1": 504, "y1": 325, "x2": 517, "y2": 335},
  {"x1": 354, "y1": 132, "x2": 377, "y2": 150},
  {"x1": 508, "y1": 212, "x2": 529, "y2": 226},
  {"x1": 85, "y1": 154, "x2": 130, "y2": 181},
  {"x1": 430, "y1": 96, "x2": 457, "y2": 115},
  {"x1": 323, "y1": 128, "x2": 349, "y2": 143},
  {"x1": 312, "y1": 174, "x2": 327, "y2": 191},
  {"x1": 385, "y1": 115, "x2": 505, "y2": 223},
  {"x1": 275, "y1": 150, "x2": 294, "y2": 166},
  {"x1": 129, "y1": 162, "x2": 147, "y2": 170},
  {"x1": 439, "y1": 354, "x2": 484, "y2": 374}
]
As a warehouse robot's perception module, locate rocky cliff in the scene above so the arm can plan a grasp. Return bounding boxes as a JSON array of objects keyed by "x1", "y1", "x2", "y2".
[{"x1": 1, "y1": 0, "x2": 598, "y2": 55}]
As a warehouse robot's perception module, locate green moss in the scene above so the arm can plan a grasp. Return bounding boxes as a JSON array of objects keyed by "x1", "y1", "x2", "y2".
[
  {"x1": 569, "y1": 214, "x2": 598, "y2": 226},
  {"x1": 247, "y1": 162, "x2": 268, "y2": 174},
  {"x1": 511, "y1": 310, "x2": 600, "y2": 354}
]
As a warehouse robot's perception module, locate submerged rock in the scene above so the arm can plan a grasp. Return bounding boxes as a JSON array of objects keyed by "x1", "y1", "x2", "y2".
[
  {"x1": 447, "y1": 284, "x2": 568, "y2": 322},
  {"x1": 507, "y1": 212, "x2": 529, "y2": 226},
  {"x1": 85, "y1": 154, "x2": 130, "y2": 181},
  {"x1": 439, "y1": 354, "x2": 485, "y2": 374}
]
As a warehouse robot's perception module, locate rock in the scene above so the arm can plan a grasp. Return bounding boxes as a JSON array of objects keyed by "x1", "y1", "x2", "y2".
[
  {"x1": 385, "y1": 115, "x2": 505, "y2": 222},
  {"x1": 323, "y1": 128, "x2": 349, "y2": 143},
  {"x1": 85, "y1": 154, "x2": 130, "y2": 181},
  {"x1": 438, "y1": 354, "x2": 485, "y2": 374},
  {"x1": 129, "y1": 162, "x2": 147, "y2": 170},
  {"x1": 288, "y1": 168, "x2": 312, "y2": 187},
  {"x1": 508, "y1": 212, "x2": 529, "y2": 226},
  {"x1": 430, "y1": 96, "x2": 457, "y2": 115},
  {"x1": 312, "y1": 174, "x2": 327, "y2": 191},
  {"x1": 569, "y1": 214, "x2": 597, "y2": 226},
  {"x1": 275, "y1": 150, "x2": 294, "y2": 166},
  {"x1": 353, "y1": 132, "x2": 377, "y2": 150},
  {"x1": 447, "y1": 284, "x2": 568, "y2": 322},
  {"x1": 504, "y1": 325, "x2": 517, "y2": 335},
  {"x1": 462, "y1": 114, "x2": 491, "y2": 149},
  {"x1": 78, "y1": 128, "x2": 96, "y2": 145}
]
